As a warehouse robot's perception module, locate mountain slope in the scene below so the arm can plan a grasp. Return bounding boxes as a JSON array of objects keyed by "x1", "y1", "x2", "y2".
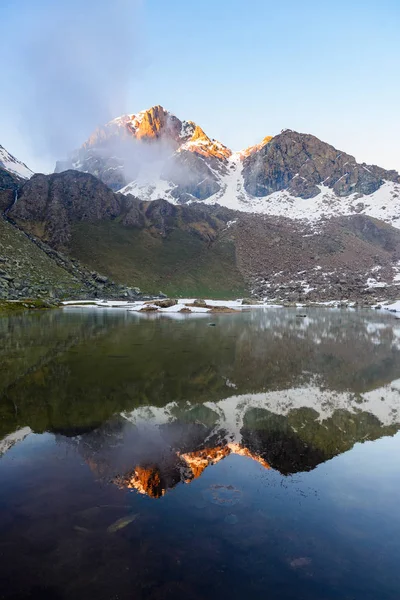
[
  {"x1": 8, "y1": 169, "x2": 400, "y2": 301},
  {"x1": 0, "y1": 145, "x2": 33, "y2": 180},
  {"x1": 0, "y1": 214, "x2": 83, "y2": 299},
  {"x1": 0, "y1": 166, "x2": 21, "y2": 212},
  {"x1": 55, "y1": 105, "x2": 231, "y2": 199},
  {"x1": 55, "y1": 106, "x2": 400, "y2": 229},
  {"x1": 0, "y1": 154, "x2": 145, "y2": 300},
  {"x1": 9, "y1": 170, "x2": 246, "y2": 297}
]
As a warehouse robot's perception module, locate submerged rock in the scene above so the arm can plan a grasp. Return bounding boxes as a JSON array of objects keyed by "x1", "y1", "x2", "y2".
[{"x1": 224, "y1": 514, "x2": 239, "y2": 525}]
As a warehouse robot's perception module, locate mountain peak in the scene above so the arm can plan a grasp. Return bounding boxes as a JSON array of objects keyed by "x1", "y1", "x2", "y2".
[
  {"x1": 55, "y1": 106, "x2": 400, "y2": 221},
  {"x1": 240, "y1": 135, "x2": 274, "y2": 158}
]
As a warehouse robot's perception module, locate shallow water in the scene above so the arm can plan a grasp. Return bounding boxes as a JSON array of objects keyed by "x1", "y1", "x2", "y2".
[{"x1": 1, "y1": 307, "x2": 400, "y2": 599}]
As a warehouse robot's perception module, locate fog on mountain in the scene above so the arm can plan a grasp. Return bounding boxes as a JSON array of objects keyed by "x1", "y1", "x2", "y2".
[{"x1": 5, "y1": 0, "x2": 139, "y2": 165}]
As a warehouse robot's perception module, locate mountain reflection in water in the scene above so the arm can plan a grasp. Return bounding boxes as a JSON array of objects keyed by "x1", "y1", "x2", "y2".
[{"x1": 1, "y1": 307, "x2": 400, "y2": 599}]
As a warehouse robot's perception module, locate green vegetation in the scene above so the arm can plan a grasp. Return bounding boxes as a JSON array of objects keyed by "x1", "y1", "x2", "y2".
[
  {"x1": 70, "y1": 221, "x2": 246, "y2": 298},
  {"x1": 0, "y1": 299, "x2": 61, "y2": 315},
  {"x1": 0, "y1": 217, "x2": 82, "y2": 299},
  {"x1": 2, "y1": 308, "x2": 400, "y2": 445},
  {"x1": 242, "y1": 406, "x2": 399, "y2": 474}
]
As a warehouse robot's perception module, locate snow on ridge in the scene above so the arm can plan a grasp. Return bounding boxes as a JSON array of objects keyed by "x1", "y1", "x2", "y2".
[
  {"x1": 118, "y1": 150, "x2": 400, "y2": 229},
  {"x1": 119, "y1": 178, "x2": 174, "y2": 200},
  {"x1": 0, "y1": 426, "x2": 32, "y2": 457},
  {"x1": 110, "y1": 109, "x2": 147, "y2": 129},
  {"x1": 121, "y1": 380, "x2": 400, "y2": 444},
  {"x1": 201, "y1": 163, "x2": 400, "y2": 226},
  {"x1": 179, "y1": 120, "x2": 196, "y2": 139},
  {"x1": 0, "y1": 145, "x2": 33, "y2": 179}
]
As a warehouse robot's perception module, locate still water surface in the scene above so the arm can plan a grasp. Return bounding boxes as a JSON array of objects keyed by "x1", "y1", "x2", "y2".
[{"x1": 1, "y1": 307, "x2": 400, "y2": 599}]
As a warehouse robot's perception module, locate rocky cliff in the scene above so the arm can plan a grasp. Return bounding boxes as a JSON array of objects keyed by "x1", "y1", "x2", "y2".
[{"x1": 242, "y1": 129, "x2": 400, "y2": 199}]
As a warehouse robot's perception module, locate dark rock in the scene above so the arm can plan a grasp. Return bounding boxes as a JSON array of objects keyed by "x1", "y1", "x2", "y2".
[
  {"x1": 242, "y1": 130, "x2": 399, "y2": 199},
  {"x1": 192, "y1": 299, "x2": 207, "y2": 307},
  {"x1": 150, "y1": 298, "x2": 177, "y2": 308},
  {"x1": 10, "y1": 170, "x2": 121, "y2": 249}
]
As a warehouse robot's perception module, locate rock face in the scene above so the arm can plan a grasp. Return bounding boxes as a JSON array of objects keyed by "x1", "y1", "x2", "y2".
[
  {"x1": 0, "y1": 167, "x2": 22, "y2": 213},
  {"x1": 11, "y1": 170, "x2": 121, "y2": 248},
  {"x1": 242, "y1": 130, "x2": 400, "y2": 199},
  {"x1": 10, "y1": 170, "x2": 234, "y2": 250}
]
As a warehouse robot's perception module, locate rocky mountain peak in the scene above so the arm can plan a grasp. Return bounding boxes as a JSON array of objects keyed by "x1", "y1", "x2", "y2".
[
  {"x1": 54, "y1": 107, "x2": 400, "y2": 222},
  {"x1": 180, "y1": 123, "x2": 232, "y2": 161},
  {"x1": 240, "y1": 135, "x2": 274, "y2": 159},
  {"x1": 189, "y1": 124, "x2": 211, "y2": 143},
  {"x1": 126, "y1": 104, "x2": 182, "y2": 141},
  {"x1": 242, "y1": 129, "x2": 400, "y2": 199}
]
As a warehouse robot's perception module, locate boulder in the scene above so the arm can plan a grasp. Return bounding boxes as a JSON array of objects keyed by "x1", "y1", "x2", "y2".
[{"x1": 150, "y1": 298, "x2": 177, "y2": 308}]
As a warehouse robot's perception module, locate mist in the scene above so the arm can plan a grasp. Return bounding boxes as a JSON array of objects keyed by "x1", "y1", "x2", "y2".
[{"x1": 5, "y1": 0, "x2": 140, "y2": 172}]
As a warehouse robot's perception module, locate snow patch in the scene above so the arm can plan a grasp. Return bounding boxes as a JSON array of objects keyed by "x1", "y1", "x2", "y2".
[{"x1": 0, "y1": 145, "x2": 33, "y2": 179}]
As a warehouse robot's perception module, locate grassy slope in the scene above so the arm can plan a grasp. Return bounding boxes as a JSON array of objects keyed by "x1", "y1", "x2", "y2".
[
  {"x1": 0, "y1": 217, "x2": 81, "y2": 296},
  {"x1": 70, "y1": 221, "x2": 247, "y2": 298}
]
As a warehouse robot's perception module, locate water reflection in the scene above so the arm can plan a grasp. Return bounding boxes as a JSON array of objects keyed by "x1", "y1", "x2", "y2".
[
  {"x1": 1, "y1": 307, "x2": 400, "y2": 599},
  {"x1": 1, "y1": 307, "x2": 400, "y2": 482}
]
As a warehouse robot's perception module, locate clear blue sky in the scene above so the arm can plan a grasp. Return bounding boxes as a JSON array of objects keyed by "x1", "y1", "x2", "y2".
[{"x1": 1, "y1": 0, "x2": 399, "y2": 172}]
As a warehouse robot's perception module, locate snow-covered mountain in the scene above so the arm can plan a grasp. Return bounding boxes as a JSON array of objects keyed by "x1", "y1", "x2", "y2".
[
  {"x1": 55, "y1": 105, "x2": 400, "y2": 227},
  {"x1": 0, "y1": 145, "x2": 33, "y2": 179}
]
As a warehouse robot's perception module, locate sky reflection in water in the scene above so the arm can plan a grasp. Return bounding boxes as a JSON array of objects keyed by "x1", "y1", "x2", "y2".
[{"x1": 1, "y1": 307, "x2": 400, "y2": 599}]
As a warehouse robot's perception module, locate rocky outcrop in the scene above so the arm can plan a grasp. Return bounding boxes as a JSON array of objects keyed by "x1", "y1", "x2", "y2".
[
  {"x1": 10, "y1": 170, "x2": 121, "y2": 248},
  {"x1": 11, "y1": 171, "x2": 236, "y2": 249},
  {"x1": 242, "y1": 129, "x2": 400, "y2": 199},
  {"x1": 165, "y1": 150, "x2": 222, "y2": 201},
  {"x1": 0, "y1": 167, "x2": 21, "y2": 213}
]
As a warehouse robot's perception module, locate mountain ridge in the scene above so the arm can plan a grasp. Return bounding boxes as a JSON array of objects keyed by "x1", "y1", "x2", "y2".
[
  {"x1": 6, "y1": 168, "x2": 400, "y2": 302},
  {"x1": 2, "y1": 122, "x2": 400, "y2": 302},
  {"x1": 55, "y1": 105, "x2": 400, "y2": 226}
]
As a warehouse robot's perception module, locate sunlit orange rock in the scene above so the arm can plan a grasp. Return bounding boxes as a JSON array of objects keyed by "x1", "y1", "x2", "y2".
[
  {"x1": 113, "y1": 443, "x2": 270, "y2": 498},
  {"x1": 180, "y1": 446, "x2": 231, "y2": 480},
  {"x1": 240, "y1": 135, "x2": 273, "y2": 159},
  {"x1": 115, "y1": 465, "x2": 165, "y2": 498}
]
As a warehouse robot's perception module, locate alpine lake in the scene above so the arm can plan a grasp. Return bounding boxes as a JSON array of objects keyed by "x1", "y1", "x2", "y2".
[{"x1": 1, "y1": 305, "x2": 400, "y2": 600}]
